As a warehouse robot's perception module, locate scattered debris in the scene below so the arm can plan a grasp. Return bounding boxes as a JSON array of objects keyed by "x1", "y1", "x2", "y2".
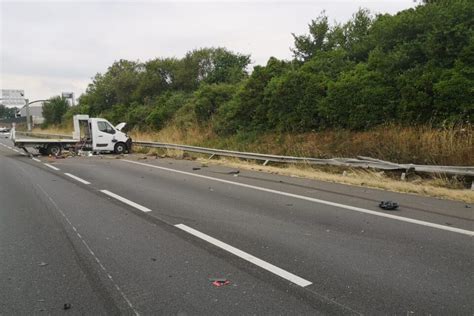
[
  {"x1": 38, "y1": 262, "x2": 48, "y2": 267},
  {"x1": 210, "y1": 278, "x2": 230, "y2": 287},
  {"x1": 465, "y1": 205, "x2": 471, "y2": 208},
  {"x1": 445, "y1": 222, "x2": 453, "y2": 226},
  {"x1": 379, "y1": 201, "x2": 399, "y2": 210},
  {"x1": 192, "y1": 167, "x2": 201, "y2": 170},
  {"x1": 63, "y1": 303, "x2": 72, "y2": 310},
  {"x1": 151, "y1": 257, "x2": 157, "y2": 261},
  {"x1": 227, "y1": 170, "x2": 240, "y2": 175},
  {"x1": 233, "y1": 174, "x2": 238, "y2": 177},
  {"x1": 37, "y1": 299, "x2": 45, "y2": 302},
  {"x1": 138, "y1": 156, "x2": 147, "y2": 160}
]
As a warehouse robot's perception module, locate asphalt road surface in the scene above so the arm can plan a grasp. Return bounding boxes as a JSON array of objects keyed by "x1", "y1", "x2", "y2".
[{"x1": 0, "y1": 138, "x2": 472, "y2": 315}]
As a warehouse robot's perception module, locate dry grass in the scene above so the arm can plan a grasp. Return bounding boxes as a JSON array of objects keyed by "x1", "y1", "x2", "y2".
[{"x1": 130, "y1": 123, "x2": 473, "y2": 166}]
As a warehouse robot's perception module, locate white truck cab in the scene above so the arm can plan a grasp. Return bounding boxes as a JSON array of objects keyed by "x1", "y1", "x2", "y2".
[
  {"x1": 73, "y1": 115, "x2": 130, "y2": 154},
  {"x1": 74, "y1": 115, "x2": 131, "y2": 154}
]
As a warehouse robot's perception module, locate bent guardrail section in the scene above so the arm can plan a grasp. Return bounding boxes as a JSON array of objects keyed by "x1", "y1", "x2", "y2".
[{"x1": 134, "y1": 141, "x2": 474, "y2": 177}]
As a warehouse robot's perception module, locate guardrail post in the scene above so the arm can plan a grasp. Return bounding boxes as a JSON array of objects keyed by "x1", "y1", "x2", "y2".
[
  {"x1": 263, "y1": 160, "x2": 270, "y2": 166},
  {"x1": 471, "y1": 181, "x2": 474, "y2": 191},
  {"x1": 209, "y1": 153, "x2": 215, "y2": 160}
]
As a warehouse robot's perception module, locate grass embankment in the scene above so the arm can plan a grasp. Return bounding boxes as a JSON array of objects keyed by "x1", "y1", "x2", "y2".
[
  {"x1": 132, "y1": 124, "x2": 473, "y2": 166},
  {"x1": 35, "y1": 124, "x2": 474, "y2": 203}
]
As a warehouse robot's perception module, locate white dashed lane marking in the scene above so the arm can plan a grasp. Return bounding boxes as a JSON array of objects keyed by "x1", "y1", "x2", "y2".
[
  {"x1": 175, "y1": 223, "x2": 312, "y2": 287},
  {"x1": 64, "y1": 173, "x2": 91, "y2": 185},
  {"x1": 44, "y1": 163, "x2": 60, "y2": 171},
  {"x1": 100, "y1": 190, "x2": 152, "y2": 213}
]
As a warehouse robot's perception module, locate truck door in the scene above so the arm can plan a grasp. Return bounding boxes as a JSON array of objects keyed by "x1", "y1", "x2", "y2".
[{"x1": 93, "y1": 119, "x2": 116, "y2": 151}]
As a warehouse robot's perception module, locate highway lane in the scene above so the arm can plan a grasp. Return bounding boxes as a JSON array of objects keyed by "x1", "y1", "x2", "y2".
[
  {"x1": 41, "y1": 153, "x2": 474, "y2": 315},
  {"x1": 0, "y1": 145, "x2": 111, "y2": 314},
  {"x1": 1, "y1": 138, "x2": 473, "y2": 314},
  {"x1": 0, "y1": 142, "x2": 323, "y2": 314}
]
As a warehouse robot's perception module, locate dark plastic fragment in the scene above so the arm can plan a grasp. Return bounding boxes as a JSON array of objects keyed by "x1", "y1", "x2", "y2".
[{"x1": 379, "y1": 201, "x2": 399, "y2": 210}]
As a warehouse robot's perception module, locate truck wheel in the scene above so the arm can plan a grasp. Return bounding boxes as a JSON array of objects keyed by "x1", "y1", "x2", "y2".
[
  {"x1": 47, "y1": 144, "x2": 62, "y2": 156},
  {"x1": 114, "y1": 142, "x2": 126, "y2": 154}
]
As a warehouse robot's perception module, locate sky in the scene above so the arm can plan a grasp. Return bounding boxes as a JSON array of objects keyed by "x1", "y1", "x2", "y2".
[{"x1": 1, "y1": 0, "x2": 416, "y2": 104}]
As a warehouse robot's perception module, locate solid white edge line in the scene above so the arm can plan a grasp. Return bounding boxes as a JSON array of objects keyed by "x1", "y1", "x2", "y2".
[
  {"x1": 100, "y1": 189, "x2": 152, "y2": 213},
  {"x1": 64, "y1": 173, "x2": 91, "y2": 185},
  {"x1": 32, "y1": 158, "x2": 41, "y2": 162},
  {"x1": 175, "y1": 223, "x2": 312, "y2": 287},
  {"x1": 122, "y1": 159, "x2": 474, "y2": 237},
  {"x1": 44, "y1": 163, "x2": 60, "y2": 171}
]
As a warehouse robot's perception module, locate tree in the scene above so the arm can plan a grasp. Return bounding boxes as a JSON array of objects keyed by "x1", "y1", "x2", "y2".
[
  {"x1": 179, "y1": 47, "x2": 250, "y2": 89},
  {"x1": 192, "y1": 84, "x2": 237, "y2": 124},
  {"x1": 146, "y1": 92, "x2": 190, "y2": 129},
  {"x1": 263, "y1": 70, "x2": 327, "y2": 131},
  {"x1": 0, "y1": 105, "x2": 17, "y2": 119},
  {"x1": 292, "y1": 13, "x2": 330, "y2": 61},
  {"x1": 322, "y1": 64, "x2": 397, "y2": 129},
  {"x1": 42, "y1": 96, "x2": 69, "y2": 126},
  {"x1": 214, "y1": 57, "x2": 292, "y2": 134}
]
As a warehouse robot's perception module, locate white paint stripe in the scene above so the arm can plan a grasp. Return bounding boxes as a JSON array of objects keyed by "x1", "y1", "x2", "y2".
[
  {"x1": 32, "y1": 158, "x2": 41, "y2": 162},
  {"x1": 175, "y1": 223, "x2": 312, "y2": 287},
  {"x1": 123, "y1": 159, "x2": 474, "y2": 237},
  {"x1": 44, "y1": 163, "x2": 60, "y2": 171},
  {"x1": 100, "y1": 189, "x2": 152, "y2": 213},
  {"x1": 64, "y1": 173, "x2": 91, "y2": 185}
]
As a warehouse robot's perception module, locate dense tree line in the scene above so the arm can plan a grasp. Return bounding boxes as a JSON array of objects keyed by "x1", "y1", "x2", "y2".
[{"x1": 64, "y1": 0, "x2": 472, "y2": 134}]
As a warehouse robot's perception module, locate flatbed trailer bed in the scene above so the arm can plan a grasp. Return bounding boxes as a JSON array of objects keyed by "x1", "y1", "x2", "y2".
[
  {"x1": 13, "y1": 138, "x2": 78, "y2": 145},
  {"x1": 12, "y1": 138, "x2": 84, "y2": 156}
]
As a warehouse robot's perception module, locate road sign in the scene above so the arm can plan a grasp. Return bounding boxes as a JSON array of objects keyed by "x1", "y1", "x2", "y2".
[
  {"x1": 1, "y1": 89, "x2": 26, "y2": 107},
  {"x1": 61, "y1": 92, "x2": 75, "y2": 106}
]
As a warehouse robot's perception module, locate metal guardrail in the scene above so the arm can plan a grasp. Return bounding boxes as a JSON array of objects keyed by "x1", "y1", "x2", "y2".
[
  {"x1": 134, "y1": 141, "x2": 474, "y2": 177},
  {"x1": 13, "y1": 131, "x2": 472, "y2": 176}
]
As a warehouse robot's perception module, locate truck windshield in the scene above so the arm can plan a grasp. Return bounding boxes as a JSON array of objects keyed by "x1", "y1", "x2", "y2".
[{"x1": 97, "y1": 121, "x2": 115, "y2": 134}]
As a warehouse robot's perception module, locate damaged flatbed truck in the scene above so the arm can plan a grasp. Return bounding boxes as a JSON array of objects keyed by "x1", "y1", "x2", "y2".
[{"x1": 10, "y1": 115, "x2": 132, "y2": 156}]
